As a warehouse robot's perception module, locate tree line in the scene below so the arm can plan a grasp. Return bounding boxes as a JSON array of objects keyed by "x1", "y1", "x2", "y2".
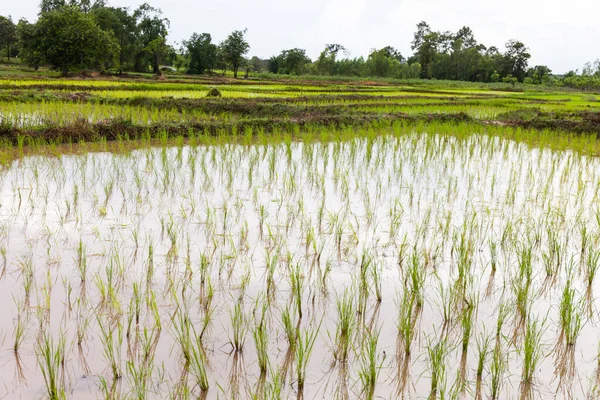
[{"x1": 0, "y1": 1, "x2": 599, "y2": 89}]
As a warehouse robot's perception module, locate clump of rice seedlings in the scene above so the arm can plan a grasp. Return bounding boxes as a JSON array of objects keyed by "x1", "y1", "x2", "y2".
[
  {"x1": 280, "y1": 305, "x2": 298, "y2": 383},
  {"x1": 490, "y1": 340, "x2": 506, "y2": 400},
  {"x1": 253, "y1": 297, "x2": 270, "y2": 377},
  {"x1": 475, "y1": 330, "x2": 492, "y2": 397},
  {"x1": 229, "y1": 299, "x2": 248, "y2": 352},
  {"x1": 189, "y1": 329, "x2": 209, "y2": 394},
  {"x1": 586, "y1": 248, "x2": 600, "y2": 302},
  {"x1": 407, "y1": 249, "x2": 426, "y2": 309},
  {"x1": 357, "y1": 326, "x2": 382, "y2": 400},
  {"x1": 559, "y1": 279, "x2": 584, "y2": 347},
  {"x1": 554, "y1": 278, "x2": 585, "y2": 392},
  {"x1": 98, "y1": 313, "x2": 124, "y2": 383},
  {"x1": 289, "y1": 262, "x2": 304, "y2": 319},
  {"x1": 396, "y1": 288, "x2": 417, "y2": 363},
  {"x1": 332, "y1": 288, "x2": 355, "y2": 364},
  {"x1": 295, "y1": 321, "x2": 321, "y2": 394},
  {"x1": 265, "y1": 367, "x2": 283, "y2": 400},
  {"x1": 460, "y1": 296, "x2": 476, "y2": 353},
  {"x1": 36, "y1": 331, "x2": 66, "y2": 400},
  {"x1": 127, "y1": 324, "x2": 161, "y2": 399},
  {"x1": 520, "y1": 317, "x2": 545, "y2": 397},
  {"x1": 427, "y1": 335, "x2": 449, "y2": 399}
]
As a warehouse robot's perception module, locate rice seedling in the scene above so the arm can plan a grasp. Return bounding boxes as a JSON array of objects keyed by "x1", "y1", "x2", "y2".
[{"x1": 295, "y1": 321, "x2": 321, "y2": 394}]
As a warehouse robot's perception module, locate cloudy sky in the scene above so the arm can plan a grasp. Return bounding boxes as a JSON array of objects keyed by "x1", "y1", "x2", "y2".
[{"x1": 5, "y1": 0, "x2": 599, "y2": 73}]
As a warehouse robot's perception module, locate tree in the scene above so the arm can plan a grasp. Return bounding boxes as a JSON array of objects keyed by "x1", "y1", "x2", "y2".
[
  {"x1": 134, "y1": 3, "x2": 169, "y2": 74},
  {"x1": 411, "y1": 21, "x2": 431, "y2": 51},
  {"x1": 16, "y1": 18, "x2": 43, "y2": 69},
  {"x1": 182, "y1": 33, "x2": 217, "y2": 74},
  {"x1": 314, "y1": 43, "x2": 346, "y2": 76},
  {"x1": 39, "y1": 0, "x2": 66, "y2": 14},
  {"x1": 90, "y1": 6, "x2": 137, "y2": 73},
  {"x1": 502, "y1": 40, "x2": 530, "y2": 82},
  {"x1": 366, "y1": 48, "x2": 394, "y2": 77},
  {"x1": 270, "y1": 48, "x2": 311, "y2": 75},
  {"x1": 381, "y1": 46, "x2": 404, "y2": 63},
  {"x1": 0, "y1": 16, "x2": 17, "y2": 61},
  {"x1": 220, "y1": 29, "x2": 250, "y2": 78},
  {"x1": 526, "y1": 65, "x2": 552, "y2": 84},
  {"x1": 31, "y1": 6, "x2": 118, "y2": 75}
]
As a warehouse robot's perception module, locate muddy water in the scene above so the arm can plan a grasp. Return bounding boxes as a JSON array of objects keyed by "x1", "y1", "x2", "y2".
[{"x1": 0, "y1": 132, "x2": 599, "y2": 399}]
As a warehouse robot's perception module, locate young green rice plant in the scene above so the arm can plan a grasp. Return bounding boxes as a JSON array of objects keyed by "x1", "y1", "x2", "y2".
[
  {"x1": 407, "y1": 249, "x2": 426, "y2": 309},
  {"x1": 460, "y1": 300, "x2": 476, "y2": 353},
  {"x1": 97, "y1": 313, "x2": 124, "y2": 382},
  {"x1": 332, "y1": 288, "x2": 355, "y2": 364},
  {"x1": 357, "y1": 325, "x2": 382, "y2": 400},
  {"x1": 396, "y1": 289, "x2": 416, "y2": 358},
  {"x1": 229, "y1": 298, "x2": 247, "y2": 352},
  {"x1": 295, "y1": 321, "x2": 321, "y2": 394},
  {"x1": 189, "y1": 327, "x2": 209, "y2": 394},
  {"x1": 557, "y1": 276, "x2": 585, "y2": 381},
  {"x1": 490, "y1": 340, "x2": 506, "y2": 400},
  {"x1": 36, "y1": 331, "x2": 66, "y2": 400},
  {"x1": 127, "y1": 324, "x2": 161, "y2": 400},
  {"x1": 586, "y1": 248, "x2": 600, "y2": 294},
  {"x1": 521, "y1": 316, "x2": 545, "y2": 388},
  {"x1": 281, "y1": 305, "x2": 297, "y2": 349},
  {"x1": 253, "y1": 321, "x2": 269, "y2": 377},
  {"x1": 426, "y1": 335, "x2": 449, "y2": 399},
  {"x1": 289, "y1": 262, "x2": 304, "y2": 319}
]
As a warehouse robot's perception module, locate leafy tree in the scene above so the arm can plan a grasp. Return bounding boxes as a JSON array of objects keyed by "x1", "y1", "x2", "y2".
[
  {"x1": 526, "y1": 65, "x2": 552, "y2": 84},
  {"x1": 182, "y1": 33, "x2": 217, "y2": 74},
  {"x1": 16, "y1": 19, "x2": 42, "y2": 69},
  {"x1": 0, "y1": 16, "x2": 17, "y2": 61},
  {"x1": 366, "y1": 48, "x2": 395, "y2": 77},
  {"x1": 31, "y1": 6, "x2": 118, "y2": 75},
  {"x1": 502, "y1": 40, "x2": 530, "y2": 82},
  {"x1": 220, "y1": 29, "x2": 250, "y2": 78},
  {"x1": 381, "y1": 46, "x2": 404, "y2": 63},
  {"x1": 411, "y1": 21, "x2": 431, "y2": 51},
  {"x1": 270, "y1": 48, "x2": 310, "y2": 75},
  {"x1": 39, "y1": 0, "x2": 66, "y2": 14},
  {"x1": 315, "y1": 43, "x2": 346, "y2": 76},
  {"x1": 134, "y1": 3, "x2": 169, "y2": 74},
  {"x1": 90, "y1": 6, "x2": 137, "y2": 73}
]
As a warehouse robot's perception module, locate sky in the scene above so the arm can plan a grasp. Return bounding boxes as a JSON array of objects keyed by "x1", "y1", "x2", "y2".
[{"x1": 5, "y1": 0, "x2": 600, "y2": 74}]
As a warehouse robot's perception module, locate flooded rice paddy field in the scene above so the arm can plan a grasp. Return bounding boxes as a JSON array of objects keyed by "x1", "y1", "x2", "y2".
[{"x1": 1, "y1": 129, "x2": 600, "y2": 399}]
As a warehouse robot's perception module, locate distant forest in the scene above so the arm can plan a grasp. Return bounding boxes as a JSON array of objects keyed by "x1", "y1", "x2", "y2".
[{"x1": 1, "y1": 0, "x2": 599, "y2": 89}]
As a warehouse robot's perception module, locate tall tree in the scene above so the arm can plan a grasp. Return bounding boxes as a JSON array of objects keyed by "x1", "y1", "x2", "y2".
[
  {"x1": 16, "y1": 18, "x2": 43, "y2": 69},
  {"x1": 39, "y1": 0, "x2": 66, "y2": 14},
  {"x1": 90, "y1": 6, "x2": 137, "y2": 73},
  {"x1": 0, "y1": 16, "x2": 17, "y2": 61},
  {"x1": 134, "y1": 3, "x2": 169, "y2": 74},
  {"x1": 315, "y1": 43, "x2": 346, "y2": 76},
  {"x1": 502, "y1": 40, "x2": 530, "y2": 82},
  {"x1": 220, "y1": 29, "x2": 250, "y2": 78},
  {"x1": 31, "y1": 6, "x2": 118, "y2": 75},
  {"x1": 270, "y1": 48, "x2": 311, "y2": 75},
  {"x1": 182, "y1": 33, "x2": 217, "y2": 74}
]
